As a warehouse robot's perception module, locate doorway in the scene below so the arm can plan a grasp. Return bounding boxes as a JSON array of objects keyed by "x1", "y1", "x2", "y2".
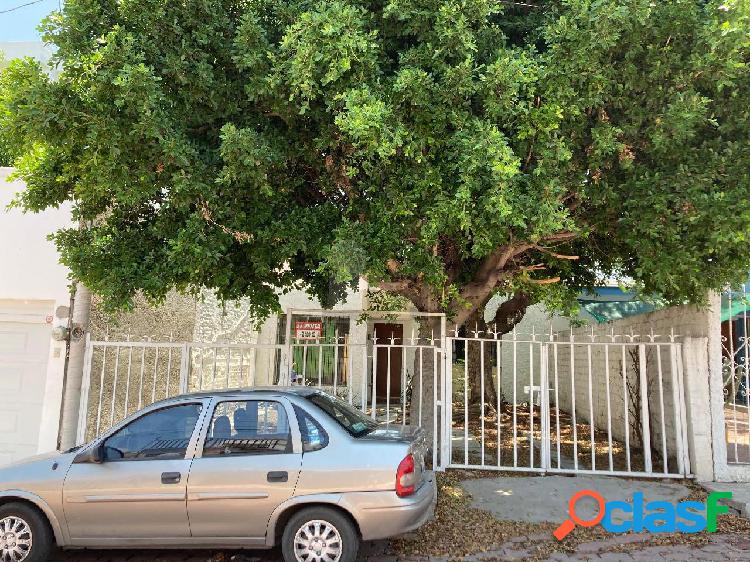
[{"x1": 374, "y1": 323, "x2": 403, "y2": 400}]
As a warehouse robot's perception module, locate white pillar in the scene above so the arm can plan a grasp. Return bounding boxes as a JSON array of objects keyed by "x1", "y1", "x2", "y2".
[{"x1": 681, "y1": 336, "x2": 715, "y2": 481}]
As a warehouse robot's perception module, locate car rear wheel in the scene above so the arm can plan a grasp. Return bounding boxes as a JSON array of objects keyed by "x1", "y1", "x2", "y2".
[
  {"x1": 281, "y1": 506, "x2": 359, "y2": 562},
  {"x1": 0, "y1": 503, "x2": 53, "y2": 562}
]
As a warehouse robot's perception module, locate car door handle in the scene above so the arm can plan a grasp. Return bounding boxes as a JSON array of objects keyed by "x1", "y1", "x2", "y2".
[
  {"x1": 161, "y1": 472, "x2": 181, "y2": 484},
  {"x1": 267, "y1": 471, "x2": 288, "y2": 483}
]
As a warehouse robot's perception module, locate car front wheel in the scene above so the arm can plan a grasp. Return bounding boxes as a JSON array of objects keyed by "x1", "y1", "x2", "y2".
[
  {"x1": 281, "y1": 506, "x2": 359, "y2": 562},
  {"x1": 0, "y1": 502, "x2": 53, "y2": 562}
]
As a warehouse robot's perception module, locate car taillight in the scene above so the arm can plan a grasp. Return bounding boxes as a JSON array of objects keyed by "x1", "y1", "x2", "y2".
[{"x1": 396, "y1": 453, "x2": 416, "y2": 498}]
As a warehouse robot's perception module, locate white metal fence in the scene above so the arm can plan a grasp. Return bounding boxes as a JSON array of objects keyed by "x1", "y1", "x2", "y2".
[
  {"x1": 722, "y1": 288, "x2": 750, "y2": 465},
  {"x1": 76, "y1": 330, "x2": 447, "y2": 469},
  {"x1": 445, "y1": 328, "x2": 690, "y2": 478},
  {"x1": 77, "y1": 321, "x2": 691, "y2": 478}
]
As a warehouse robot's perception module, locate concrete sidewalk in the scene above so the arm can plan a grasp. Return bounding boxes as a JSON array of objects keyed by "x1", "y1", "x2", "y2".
[
  {"x1": 701, "y1": 481, "x2": 750, "y2": 517},
  {"x1": 461, "y1": 474, "x2": 692, "y2": 524}
]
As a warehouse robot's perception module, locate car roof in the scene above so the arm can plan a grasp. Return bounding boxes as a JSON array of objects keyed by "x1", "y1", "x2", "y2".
[{"x1": 161, "y1": 386, "x2": 319, "y2": 403}]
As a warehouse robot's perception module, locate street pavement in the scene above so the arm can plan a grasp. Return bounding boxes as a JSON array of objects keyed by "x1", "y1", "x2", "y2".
[{"x1": 50, "y1": 533, "x2": 750, "y2": 561}]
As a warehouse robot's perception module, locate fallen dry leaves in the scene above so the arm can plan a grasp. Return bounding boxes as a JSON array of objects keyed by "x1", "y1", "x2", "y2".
[{"x1": 389, "y1": 470, "x2": 750, "y2": 561}]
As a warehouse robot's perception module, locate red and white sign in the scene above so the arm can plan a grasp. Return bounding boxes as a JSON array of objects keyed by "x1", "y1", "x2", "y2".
[{"x1": 295, "y1": 321, "x2": 323, "y2": 340}]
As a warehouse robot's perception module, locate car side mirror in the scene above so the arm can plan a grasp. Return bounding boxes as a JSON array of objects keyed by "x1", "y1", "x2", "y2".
[{"x1": 73, "y1": 443, "x2": 104, "y2": 464}]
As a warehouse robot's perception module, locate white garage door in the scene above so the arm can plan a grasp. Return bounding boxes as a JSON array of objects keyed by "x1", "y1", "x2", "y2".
[{"x1": 0, "y1": 306, "x2": 52, "y2": 466}]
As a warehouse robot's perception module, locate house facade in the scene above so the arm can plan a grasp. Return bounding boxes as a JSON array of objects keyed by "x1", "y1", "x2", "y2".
[{"x1": 0, "y1": 167, "x2": 73, "y2": 465}]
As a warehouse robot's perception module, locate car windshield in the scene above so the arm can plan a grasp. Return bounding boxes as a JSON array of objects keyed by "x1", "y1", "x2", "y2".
[{"x1": 306, "y1": 393, "x2": 380, "y2": 437}]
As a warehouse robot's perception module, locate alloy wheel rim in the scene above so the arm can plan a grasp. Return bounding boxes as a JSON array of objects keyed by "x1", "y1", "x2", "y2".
[
  {"x1": 0, "y1": 516, "x2": 33, "y2": 562},
  {"x1": 293, "y1": 519, "x2": 342, "y2": 562}
]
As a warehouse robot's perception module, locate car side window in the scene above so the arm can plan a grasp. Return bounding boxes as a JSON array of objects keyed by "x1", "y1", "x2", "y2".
[
  {"x1": 203, "y1": 400, "x2": 292, "y2": 457},
  {"x1": 103, "y1": 403, "x2": 203, "y2": 461},
  {"x1": 293, "y1": 405, "x2": 328, "y2": 452}
]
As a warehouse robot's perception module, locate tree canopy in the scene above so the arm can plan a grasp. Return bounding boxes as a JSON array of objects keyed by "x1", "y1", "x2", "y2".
[{"x1": 2, "y1": 0, "x2": 749, "y2": 325}]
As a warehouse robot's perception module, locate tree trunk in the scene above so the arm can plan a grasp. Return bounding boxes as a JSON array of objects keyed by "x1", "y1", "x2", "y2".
[
  {"x1": 465, "y1": 307, "x2": 498, "y2": 414},
  {"x1": 405, "y1": 292, "x2": 531, "y2": 463},
  {"x1": 409, "y1": 316, "x2": 442, "y2": 458},
  {"x1": 57, "y1": 282, "x2": 92, "y2": 450}
]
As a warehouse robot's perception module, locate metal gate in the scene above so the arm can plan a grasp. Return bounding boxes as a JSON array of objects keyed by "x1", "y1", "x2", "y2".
[
  {"x1": 75, "y1": 321, "x2": 448, "y2": 469},
  {"x1": 445, "y1": 329, "x2": 691, "y2": 478},
  {"x1": 76, "y1": 320, "x2": 690, "y2": 478},
  {"x1": 722, "y1": 287, "x2": 750, "y2": 465}
]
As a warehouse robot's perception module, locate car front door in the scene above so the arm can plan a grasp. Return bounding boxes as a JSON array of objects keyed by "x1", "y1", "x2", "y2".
[
  {"x1": 62, "y1": 400, "x2": 207, "y2": 543},
  {"x1": 186, "y1": 398, "x2": 302, "y2": 542}
]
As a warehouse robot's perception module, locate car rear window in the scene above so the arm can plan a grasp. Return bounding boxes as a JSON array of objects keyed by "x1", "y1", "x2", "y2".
[{"x1": 306, "y1": 393, "x2": 379, "y2": 438}]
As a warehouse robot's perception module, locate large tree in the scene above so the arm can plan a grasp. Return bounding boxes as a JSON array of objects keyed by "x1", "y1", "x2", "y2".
[{"x1": 2, "y1": 0, "x2": 750, "y2": 333}]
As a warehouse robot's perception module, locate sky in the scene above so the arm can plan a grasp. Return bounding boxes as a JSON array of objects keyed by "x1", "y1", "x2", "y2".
[{"x1": 0, "y1": 0, "x2": 59, "y2": 42}]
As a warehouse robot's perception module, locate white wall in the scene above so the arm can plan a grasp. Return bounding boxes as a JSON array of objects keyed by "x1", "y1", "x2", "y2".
[
  {"x1": 530, "y1": 301, "x2": 718, "y2": 481},
  {"x1": 0, "y1": 167, "x2": 73, "y2": 456}
]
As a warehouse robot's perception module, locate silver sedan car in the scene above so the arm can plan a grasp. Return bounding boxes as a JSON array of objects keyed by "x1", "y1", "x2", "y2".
[{"x1": 0, "y1": 388, "x2": 436, "y2": 562}]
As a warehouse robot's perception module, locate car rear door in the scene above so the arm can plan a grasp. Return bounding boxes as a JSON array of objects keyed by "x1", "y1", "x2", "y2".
[
  {"x1": 186, "y1": 397, "x2": 302, "y2": 542},
  {"x1": 62, "y1": 399, "x2": 208, "y2": 543}
]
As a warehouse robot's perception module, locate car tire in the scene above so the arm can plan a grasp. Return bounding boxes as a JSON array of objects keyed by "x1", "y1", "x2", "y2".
[
  {"x1": 281, "y1": 506, "x2": 359, "y2": 562},
  {"x1": 0, "y1": 502, "x2": 54, "y2": 562}
]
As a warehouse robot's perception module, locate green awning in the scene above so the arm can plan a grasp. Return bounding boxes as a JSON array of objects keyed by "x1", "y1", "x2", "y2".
[
  {"x1": 580, "y1": 300, "x2": 660, "y2": 323},
  {"x1": 721, "y1": 294, "x2": 750, "y2": 322}
]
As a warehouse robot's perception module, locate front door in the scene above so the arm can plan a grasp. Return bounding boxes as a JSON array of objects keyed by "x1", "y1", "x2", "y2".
[
  {"x1": 186, "y1": 398, "x2": 302, "y2": 541},
  {"x1": 374, "y1": 323, "x2": 403, "y2": 399},
  {"x1": 62, "y1": 401, "x2": 205, "y2": 542}
]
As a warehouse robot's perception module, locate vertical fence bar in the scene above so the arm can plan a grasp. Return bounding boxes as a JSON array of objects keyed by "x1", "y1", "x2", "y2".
[
  {"x1": 210, "y1": 347, "x2": 218, "y2": 390},
  {"x1": 418, "y1": 347, "x2": 424, "y2": 426},
  {"x1": 334, "y1": 338, "x2": 339, "y2": 397},
  {"x1": 638, "y1": 344, "x2": 652, "y2": 473},
  {"x1": 401, "y1": 341, "x2": 407, "y2": 427},
  {"x1": 386, "y1": 346, "x2": 392, "y2": 424},
  {"x1": 433, "y1": 347, "x2": 438, "y2": 470},
  {"x1": 75, "y1": 334, "x2": 93, "y2": 444},
  {"x1": 248, "y1": 347, "x2": 255, "y2": 387},
  {"x1": 554, "y1": 343, "x2": 561, "y2": 470},
  {"x1": 656, "y1": 344, "x2": 668, "y2": 473},
  {"x1": 480, "y1": 340, "x2": 485, "y2": 466},
  {"x1": 197, "y1": 347, "x2": 205, "y2": 391},
  {"x1": 438, "y1": 317, "x2": 446, "y2": 470},
  {"x1": 179, "y1": 344, "x2": 190, "y2": 394},
  {"x1": 401, "y1": 343, "x2": 407, "y2": 428},
  {"x1": 496, "y1": 339, "x2": 502, "y2": 467},
  {"x1": 165, "y1": 342, "x2": 174, "y2": 398},
  {"x1": 151, "y1": 346, "x2": 160, "y2": 404},
  {"x1": 95, "y1": 344, "x2": 108, "y2": 438},
  {"x1": 570, "y1": 337, "x2": 578, "y2": 471},
  {"x1": 317, "y1": 344, "x2": 323, "y2": 389},
  {"x1": 669, "y1": 344, "x2": 684, "y2": 476},
  {"x1": 529, "y1": 340, "x2": 535, "y2": 468},
  {"x1": 347, "y1": 340, "x2": 354, "y2": 405},
  {"x1": 285, "y1": 312, "x2": 293, "y2": 384},
  {"x1": 604, "y1": 344, "x2": 613, "y2": 472},
  {"x1": 361, "y1": 344, "x2": 367, "y2": 412},
  {"x1": 622, "y1": 344, "x2": 631, "y2": 472},
  {"x1": 512, "y1": 334, "x2": 518, "y2": 468},
  {"x1": 124, "y1": 338, "x2": 133, "y2": 416},
  {"x1": 109, "y1": 345, "x2": 120, "y2": 428},
  {"x1": 587, "y1": 344, "x2": 595, "y2": 470},
  {"x1": 540, "y1": 344, "x2": 550, "y2": 470},
  {"x1": 443, "y1": 331, "x2": 452, "y2": 470},
  {"x1": 301, "y1": 345, "x2": 308, "y2": 386},
  {"x1": 371, "y1": 341, "x2": 378, "y2": 419},
  {"x1": 464, "y1": 341, "x2": 469, "y2": 466},
  {"x1": 225, "y1": 348, "x2": 231, "y2": 389},
  {"x1": 239, "y1": 350, "x2": 245, "y2": 387}
]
